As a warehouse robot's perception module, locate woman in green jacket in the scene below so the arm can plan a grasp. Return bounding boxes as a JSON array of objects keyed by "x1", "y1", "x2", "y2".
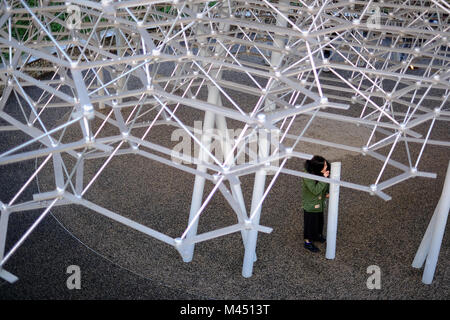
[{"x1": 302, "y1": 156, "x2": 330, "y2": 253}]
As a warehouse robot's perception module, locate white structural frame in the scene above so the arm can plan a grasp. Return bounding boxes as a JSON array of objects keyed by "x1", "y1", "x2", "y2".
[
  {"x1": 326, "y1": 161, "x2": 341, "y2": 260},
  {"x1": 0, "y1": 0, "x2": 449, "y2": 284},
  {"x1": 412, "y1": 160, "x2": 450, "y2": 284}
]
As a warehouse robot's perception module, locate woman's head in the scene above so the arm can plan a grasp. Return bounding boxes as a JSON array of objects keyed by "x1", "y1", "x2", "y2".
[{"x1": 305, "y1": 155, "x2": 330, "y2": 176}]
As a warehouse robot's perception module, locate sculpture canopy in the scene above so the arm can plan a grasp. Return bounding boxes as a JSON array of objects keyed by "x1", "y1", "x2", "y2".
[{"x1": 0, "y1": 0, "x2": 448, "y2": 281}]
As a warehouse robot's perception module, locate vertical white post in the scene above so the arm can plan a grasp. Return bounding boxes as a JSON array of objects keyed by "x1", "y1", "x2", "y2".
[
  {"x1": 53, "y1": 153, "x2": 65, "y2": 191},
  {"x1": 216, "y1": 113, "x2": 250, "y2": 248},
  {"x1": 0, "y1": 209, "x2": 10, "y2": 262},
  {"x1": 412, "y1": 200, "x2": 440, "y2": 268},
  {"x1": 98, "y1": 69, "x2": 105, "y2": 110},
  {"x1": 242, "y1": 129, "x2": 269, "y2": 278},
  {"x1": 183, "y1": 110, "x2": 215, "y2": 262},
  {"x1": 0, "y1": 209, "x2": 18, "y2": 283},
  {"x1": 242, "y1": 0, "x2": 288, "y2": 277},
  {"x1": 75, "y1": 157, "x2": 84, "y2": 196},
  {"x1": 115, "y1": 29, "x2": 124, "y2": 105},
  {"x1": 326, "y1": 162, "x2": 341, "y2": 260},
  {"x1": 182, "y1": 4, "x2": 230, "y2": 262},
  {"x1": 418, "y1": 160, "x2": 450, "y2": 284}
]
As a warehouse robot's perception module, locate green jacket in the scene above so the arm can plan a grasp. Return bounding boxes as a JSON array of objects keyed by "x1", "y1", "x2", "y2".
[{"x1": 301, "y1": 175, "x2": 329, "y2": 212}]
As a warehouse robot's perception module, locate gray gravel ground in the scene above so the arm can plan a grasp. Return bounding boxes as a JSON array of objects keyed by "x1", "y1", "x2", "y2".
[{"x1": 0, "y1": 68, "x2": 449, "y2": 300}]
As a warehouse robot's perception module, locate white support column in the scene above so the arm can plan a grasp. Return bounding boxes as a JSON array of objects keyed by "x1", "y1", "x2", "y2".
[
  {"x1": 0, "y1": 206, "x2": 18, "y2": 283},
  {"x1": 242, "y1": 129, "x2": 269, "y2": 278},
  {"x1": 412, "y1": 200, "x2": 440, "y2": 269},
  {"x1": 0, "y1": 208, "x2": 10, "y2": 263},
  {"x1": 75, "y1": 156, "x2": 84, "y2": 196},
  {"x1": 183, "y1": 109, "x2": 216, "y2": 262},
  {"x1": 413, "y1": 160, "x2": 450, "y2": 284},
  {"x1": 242, "y1": 0, "x2": 288, "y2": 277},
  {"x1": 216, "y1": 113, "x2": 250, "y2": 247},
  {"x1": 326, "y1": 162, "x2": 341, "y2": 260},
  {"x1": 115, "y1": 29, "x2": 125, "y2": 105},
  {"x1": 182, "y1": 4, "x2": 230, "y2": 262},
  {"x1": 53, "y1": 153, "x2": 65, "y2": 191},
  {"x1": 98, "y1": 69, "x2": 105, "y2": 110}
]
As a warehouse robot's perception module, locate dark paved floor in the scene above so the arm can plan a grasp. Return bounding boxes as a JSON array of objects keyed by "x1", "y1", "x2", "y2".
[{"x1": 0, "y1": 72, "x2": 449, "y2": 301}]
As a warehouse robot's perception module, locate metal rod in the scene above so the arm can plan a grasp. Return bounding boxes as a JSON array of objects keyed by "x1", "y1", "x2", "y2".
[
  {"x1": 326, "y1": 162, "x2": 341, "y2": 260},
  {"x1": 420, "y1": 160, "x2": 450, "y2": 284}
]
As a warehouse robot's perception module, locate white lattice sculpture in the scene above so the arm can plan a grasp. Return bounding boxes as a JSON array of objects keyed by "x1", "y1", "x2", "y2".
[{"x1": 0, "y1": 0, "x2": 449, "y2": 283}]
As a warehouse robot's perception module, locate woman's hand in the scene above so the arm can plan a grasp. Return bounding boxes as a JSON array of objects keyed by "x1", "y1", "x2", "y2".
[{"x1": 323, "y1": 170, "x2": 330, "y2": 178}]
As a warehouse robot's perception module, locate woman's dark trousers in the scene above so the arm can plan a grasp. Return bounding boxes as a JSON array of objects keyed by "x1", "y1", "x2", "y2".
[{"x1": 303, "y1": 210, "x2": 324, "y2": 241}]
